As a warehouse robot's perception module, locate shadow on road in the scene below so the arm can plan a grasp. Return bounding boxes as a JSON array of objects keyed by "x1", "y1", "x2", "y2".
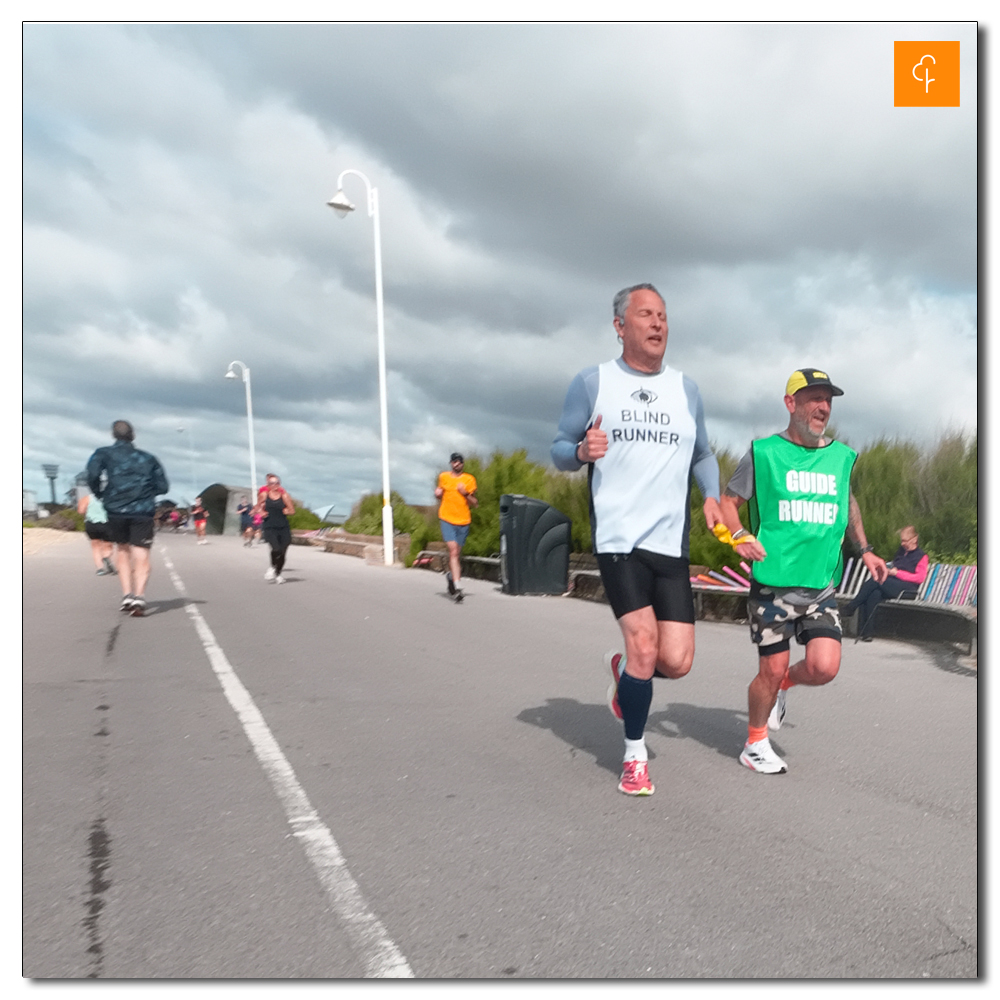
[
  {"x1": 920, "y1": 642, "x2": 978, "y2": 679},
  {"x1": 645, "y1": 702, "x2": 774, "y2": 762},
  {"x1": 517, "y1": 699, "x2": 624, "y2": 775},
  {"x1": 144, "y1": 597, "x2": 204, "y2": 615},
  {"x1": 518, "y1": 698, "x2": 780, "y2": 775}
]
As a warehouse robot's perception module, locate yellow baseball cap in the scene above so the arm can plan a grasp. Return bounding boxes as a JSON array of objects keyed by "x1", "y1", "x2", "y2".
[{"x1": 785, "y1": 368, "x2": 844, "y2": 397}]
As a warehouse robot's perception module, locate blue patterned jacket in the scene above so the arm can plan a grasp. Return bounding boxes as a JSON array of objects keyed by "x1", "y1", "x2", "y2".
[{"x1": 86, "y1": 441, "x2": 169, "y2": 516}]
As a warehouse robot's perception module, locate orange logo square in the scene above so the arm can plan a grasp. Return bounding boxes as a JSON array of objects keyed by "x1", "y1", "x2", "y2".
[{"x1": 894, "y1": 41, "x2": 960, "y2": 107}]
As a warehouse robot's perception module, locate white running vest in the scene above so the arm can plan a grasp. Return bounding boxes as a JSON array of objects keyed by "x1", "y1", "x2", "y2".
[{"x1": 590, "y1": 360, "x2": 698, "y2": 556}]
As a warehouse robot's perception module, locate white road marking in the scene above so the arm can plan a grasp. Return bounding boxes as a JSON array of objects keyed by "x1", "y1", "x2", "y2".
[{"x1": 160, "y1": 548, "x2": 413, "y2": 978}]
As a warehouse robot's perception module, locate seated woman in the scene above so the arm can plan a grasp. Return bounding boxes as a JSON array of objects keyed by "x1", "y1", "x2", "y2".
[{"x1": 844, "y1": 525, "x2": 929, "y2": 641}]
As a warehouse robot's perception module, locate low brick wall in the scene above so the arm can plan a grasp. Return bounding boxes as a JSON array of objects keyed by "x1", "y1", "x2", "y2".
[
  {"x1": 408, "y1": 551, "x2": 972, "y2": 650},
  {"x1": 460, "y1": 556, "x2": 502, "y2": 582},
  {"x1": 293, "y1": 530, "x2": 411, "y2": 566}
]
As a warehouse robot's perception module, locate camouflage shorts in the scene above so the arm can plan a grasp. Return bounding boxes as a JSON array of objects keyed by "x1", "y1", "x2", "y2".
[{"x1": 748, "y1": 582, "x2": 842, "y2": 654}]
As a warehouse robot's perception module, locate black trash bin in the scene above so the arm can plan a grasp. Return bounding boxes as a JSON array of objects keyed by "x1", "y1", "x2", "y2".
[{"x1": 499, "y1": 494, "x2": 571, "y2": 595}]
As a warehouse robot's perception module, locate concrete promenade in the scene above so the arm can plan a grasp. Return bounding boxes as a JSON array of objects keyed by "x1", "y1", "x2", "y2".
[{"x1": 23, "y1": 529, "x2": 978, "y2": 979}]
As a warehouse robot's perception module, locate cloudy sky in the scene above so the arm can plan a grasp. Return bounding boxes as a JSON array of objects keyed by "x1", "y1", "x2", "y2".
[{"x1": 22, "y1": 21, "x2": 978, "y2": 515}]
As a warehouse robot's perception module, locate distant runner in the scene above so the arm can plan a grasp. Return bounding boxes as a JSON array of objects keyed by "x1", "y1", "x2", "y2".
[
  {"x1": 192, "y1": 497, "x2": 209, "y2": 545},
  {"x1": 434, "y1": 453, "x2": 478, "y2": 603},
  {"x1": 552, "y1": 283, "x2": 721, "y2": 797},
  {"x1": 719, "y1": 368, "x2": 888, "y2": 775},
  {"x1": 77, "y1": 490, "x2": 116, "y2": 577},
  {"x1": 255, "y1": 473, "x2": 295, "y2": 584},
  {"x1": 237, "y1": 495, "x2": 254, "y2": 547},
  {"x1": 86, "y1": 420, "x2": 169, "y2": 616}
]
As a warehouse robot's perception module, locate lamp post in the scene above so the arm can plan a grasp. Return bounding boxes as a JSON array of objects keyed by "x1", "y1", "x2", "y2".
[
  {"x1": 41, "y1": 464, "x2": 59, "y2": 506},
  {"x1": 225, "y1": 361, "x2": 258, "y2": 497},
  {"x1": 328, "y1": 170, "x2": 395, "y2": 566},
  {"x1": 176, "y1": 425, "x2": 197, "y2": 502}
]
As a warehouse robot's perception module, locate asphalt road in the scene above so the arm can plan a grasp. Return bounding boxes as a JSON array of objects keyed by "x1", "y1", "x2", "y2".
[{"x1": 23, "y1": 531, "x2": 978, "y2": 980}]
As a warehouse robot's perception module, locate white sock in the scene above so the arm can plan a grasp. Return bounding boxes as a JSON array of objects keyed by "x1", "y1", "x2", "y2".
[{"x1": 623, "y1": 737, "x2": 647, "y2": 762}]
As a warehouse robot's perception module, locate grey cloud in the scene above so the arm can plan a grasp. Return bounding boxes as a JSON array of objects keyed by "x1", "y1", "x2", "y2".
[
  {"x1": 174, "y1": 24, "x2": 974, "y2": 282},
  {"x1": 22, "y1": 23, "x2": 977, "y2": 515}
]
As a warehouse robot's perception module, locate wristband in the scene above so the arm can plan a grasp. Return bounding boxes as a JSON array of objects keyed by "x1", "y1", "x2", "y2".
[
  {"x1": 860, "y1": 544, "x2": 874, "y2": 555},
  {"x1": 712, "y1": 523, "x2": 758, "y2": 550}
]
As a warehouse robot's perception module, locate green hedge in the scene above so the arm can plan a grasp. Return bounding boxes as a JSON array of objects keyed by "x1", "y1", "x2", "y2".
[{"x1": 342, "y1": 432, "x2": 977, "y2": 574}]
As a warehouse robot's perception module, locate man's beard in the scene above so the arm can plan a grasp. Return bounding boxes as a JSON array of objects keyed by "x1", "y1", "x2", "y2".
[{"x1": 792, "y1": 413, "x2": 826, "y2": 445}]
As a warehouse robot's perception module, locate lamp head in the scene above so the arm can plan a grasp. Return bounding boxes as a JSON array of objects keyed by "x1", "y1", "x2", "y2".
[
  {"x1": 225, "y1": 369, "x2": 237, "y2": 380},
  {"x1": 327, "y1": 190, "x2": 355, "y2": 218}
]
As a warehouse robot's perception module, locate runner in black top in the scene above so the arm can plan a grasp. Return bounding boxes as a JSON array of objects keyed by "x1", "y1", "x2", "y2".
[
  {"x1": 236, "y1": 495, "x2": 254, "y2": 546},
  {"x1": 255, "y1": 473, "x2": 295, "y2": 584}
]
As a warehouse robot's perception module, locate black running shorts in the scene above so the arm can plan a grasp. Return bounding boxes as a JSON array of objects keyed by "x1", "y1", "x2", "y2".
[
  {"x1": 84, "y1": 521, "x2": 111, "y2": 542},
  {"x1": 106, "y1": 516, "x2": 155, "y2": 548},
  {"x1": 596, "y1": 549, "x2": 695, "y2": 622}
]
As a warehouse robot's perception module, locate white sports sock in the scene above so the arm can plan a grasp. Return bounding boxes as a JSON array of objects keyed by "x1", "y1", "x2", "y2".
[{"x1": 623, "y1": 737, "x2": 647, "y2": 762}]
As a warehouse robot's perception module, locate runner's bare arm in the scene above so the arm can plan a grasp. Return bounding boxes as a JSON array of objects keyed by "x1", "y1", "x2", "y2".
[
  {"x1": 719, "y1": 491, "x2": 767, "y2": 562},
  {"x1": 719, "y1": 490, "x2": 746, "y2": 533},
  {"x1": 847, "y1": 492, "x2": 888, "y2": 583}
]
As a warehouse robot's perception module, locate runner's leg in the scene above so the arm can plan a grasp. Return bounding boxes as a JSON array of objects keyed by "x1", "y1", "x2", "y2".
[
  {"x1": 654, "y1": 621, "x2": 695, "y2": 678},
  {"x1": 749, "y1": 648, "x2": 790, "y2": 729},
  {"x1": 273, "y1": 529, "x2": 290, "y2": 576},
  {"x1": 785, "y1": 636, "x2": 841, "y2": 689},
  {"x1": 130, "y1": 546, "x2": 151, "y2": 597},
  {"x1": 616, "y1": 607, "x2": 658, "y2": 751},
  {"x1": 446, "y1": 540, "x2": 461, "y2": 586},
  {"x1": 90, "y1": 538, "x2": 106, "y2": 570},
  {"x1": 115, "y1": 544, "x2": 134, "y2": 596}
]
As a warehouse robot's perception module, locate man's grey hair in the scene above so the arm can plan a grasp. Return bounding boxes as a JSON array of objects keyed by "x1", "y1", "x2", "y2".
[{"x1": 613, "y1": 283, "x2": 665, "y2": 323}]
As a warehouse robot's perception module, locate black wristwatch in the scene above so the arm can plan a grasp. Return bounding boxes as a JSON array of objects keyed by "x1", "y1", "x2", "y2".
[{"x1": 859, "y1": 544, "x2": 874, "y2": 555}]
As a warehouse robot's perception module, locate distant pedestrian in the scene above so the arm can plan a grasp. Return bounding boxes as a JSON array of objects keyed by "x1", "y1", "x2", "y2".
[
  {"x1": 434, "y1": 453, "x2": 478, "y2": 603},
  {"x1": 191, "y1": 497, "x2": 209, "y2": 545},
  {"x1": 77, "y1": 491, "x2": 116, "y2": 577},
  {"x1": 254, "y1": 473, "x2": 295, "y2": 584},
  {"x1": 237, "y1": 495, "x2": 254, "y2": 546},
  {"x1": 86, "y1": 420, "x2": 169, "y2": 616},
  {"x1": 843, "y1": 525, "x2": 928, "y2": 642}
]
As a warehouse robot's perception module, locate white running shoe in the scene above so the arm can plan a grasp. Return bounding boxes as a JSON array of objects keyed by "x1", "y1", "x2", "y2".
[
  {"x1": 768, "y1": 689, "x2": 786, "y2": 731},
  {"x1": 264, "y1": 567, "x2": 276, "y2": 581},
  {"x1": 275, "y1": 575, "x2": 285, "y2": 584},
  {"x1": 739, "y1": 739, "x2": 787, "y2": 774}
]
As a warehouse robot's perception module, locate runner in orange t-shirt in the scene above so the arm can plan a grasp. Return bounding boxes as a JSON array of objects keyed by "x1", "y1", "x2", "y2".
[{"x1": 435, "y1": 453, "x2": 478, "y2": 603}]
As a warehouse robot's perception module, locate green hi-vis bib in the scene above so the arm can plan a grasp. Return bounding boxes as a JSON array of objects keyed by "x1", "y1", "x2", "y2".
[{"x1": 748, "y1": 434, "x2": 857, "y2": 589}]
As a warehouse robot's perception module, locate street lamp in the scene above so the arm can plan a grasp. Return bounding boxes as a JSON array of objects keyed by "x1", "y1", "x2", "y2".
[
  {"x1": 328, "y1": 169, "x2": 394, "y2": 566},
  {"x1": 176, "y1": 425, "x2": 198, "y2": 501},
  {"x1": 41, "y1": 464, "x2": 59, "y2": 506},
  {"x1": 225, "y1": 361, "x2": 258, "y2": 497}
]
